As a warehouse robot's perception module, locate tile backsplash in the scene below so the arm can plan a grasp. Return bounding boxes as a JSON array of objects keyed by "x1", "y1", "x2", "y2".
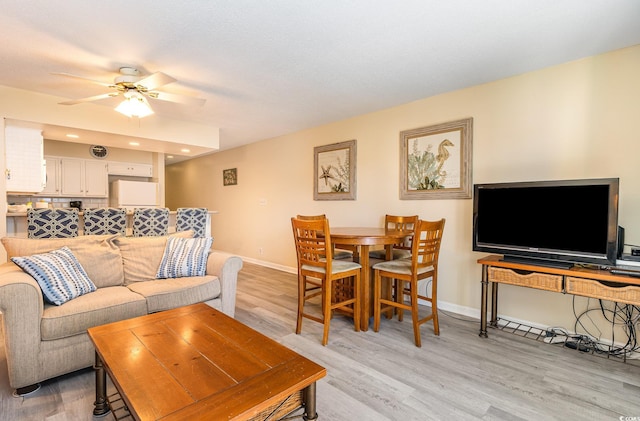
[{"x1": 7, "y1": 195, "x2": 108, "y2": 210}]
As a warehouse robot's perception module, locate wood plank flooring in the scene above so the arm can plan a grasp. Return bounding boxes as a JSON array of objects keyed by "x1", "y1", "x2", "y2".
[{"x1": 1, "y1": 262, "x2": 640, "y2": 420}]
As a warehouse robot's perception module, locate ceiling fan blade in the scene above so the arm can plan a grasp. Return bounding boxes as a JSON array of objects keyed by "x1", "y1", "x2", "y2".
[
  {"x1": 51, "y1": 72, "x2": 115, "y2": 88},
  {"x1": 146, "y1": 91, "x2": 206, "y2": 107},
  {"x1": 59, "y1": 92, "x2": 119, "y2": 105},
  {"x1": 134, "y1": 72, "x2": 177, "y2": 91}
]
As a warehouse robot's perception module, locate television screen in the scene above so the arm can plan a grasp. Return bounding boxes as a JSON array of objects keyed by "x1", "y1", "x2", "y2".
[{"x1": 473, "y1": 178, "x2": 619, "y2": 267}]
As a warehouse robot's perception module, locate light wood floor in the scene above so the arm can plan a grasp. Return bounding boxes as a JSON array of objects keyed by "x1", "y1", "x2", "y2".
[{"x1": 2, "y1": 262, "x2": 640, "y2": 420}]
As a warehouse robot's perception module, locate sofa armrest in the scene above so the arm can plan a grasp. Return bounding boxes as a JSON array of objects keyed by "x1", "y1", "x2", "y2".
[
  {"x1": 206, "y1": 250, "x2": 243, "y2": 317},
  {"x1": 0, "y1": 262, "x2": 45, "y2": 388}
]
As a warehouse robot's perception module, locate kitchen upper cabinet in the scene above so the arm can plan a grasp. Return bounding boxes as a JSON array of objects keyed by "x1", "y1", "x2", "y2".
[
  {"x1": 107, "y1": 162, "x2": 153, "y2": 177},
  {"x1": 39, "y1": 157, "x2": 61, "y2": 195},
  {"x1": 5, "y1": 126, "x2": 45, "y2": 193},
  {"x1": 83, "y1": 160, "x2": 108, "y2": 197},
  {"x1": 59, "y1": 158, "x2": 108, "y2": 197}
]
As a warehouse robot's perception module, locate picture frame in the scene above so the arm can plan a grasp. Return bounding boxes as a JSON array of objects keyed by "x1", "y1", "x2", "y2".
[
  {"x1": 400, "y1": 117, "x2": 473, "y2": 200},
  {"x1": 223, "y1": 168, "x2": 237, "y2": 186},
  {"x1": 314, "y1": 139, "x2": 357, "y2": 200}
]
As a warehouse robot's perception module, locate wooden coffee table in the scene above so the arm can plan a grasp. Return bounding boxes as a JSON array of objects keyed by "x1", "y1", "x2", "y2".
[{"x1": 87, "y1": 303, "x2": 326, "y2": 420}]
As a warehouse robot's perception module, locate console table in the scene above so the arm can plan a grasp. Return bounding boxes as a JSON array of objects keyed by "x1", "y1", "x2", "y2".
[{"x1": 478, "y1": 255, "x2": 640, "y2": 337}]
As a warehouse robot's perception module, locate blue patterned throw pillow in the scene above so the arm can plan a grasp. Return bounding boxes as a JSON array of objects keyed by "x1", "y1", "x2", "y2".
[
  {"x1": 11, "y1": 246, "x2": 96, "y2": 305},
  {"x1": 156, "y1": 237, "x2": 213, "y2": 279}
]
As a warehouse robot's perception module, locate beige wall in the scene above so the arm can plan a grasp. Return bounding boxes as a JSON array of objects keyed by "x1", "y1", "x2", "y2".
[{"x1": 171, "y1": 45, "x2": 639, "y2": 333}]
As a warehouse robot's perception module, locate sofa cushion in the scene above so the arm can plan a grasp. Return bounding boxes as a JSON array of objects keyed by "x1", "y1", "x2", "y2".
[
  {"x1": 41, "y1": 286, "x2": 147, "y2": 341},
  {"x1": 114, "y1": 231, "x2": 194, "y2": 285},
  {"x1": 126, "y1": 275, "x2": 220, "y2": 313},
  {"x1": 156, "y1": 237, "x2": 213, "y2": 279},
  {"x1": 1, "y1": 235, "x2": 124, "y2": 288},
  {"x1": 11, "y1": 246, "x2": 96, "y2": 306}
]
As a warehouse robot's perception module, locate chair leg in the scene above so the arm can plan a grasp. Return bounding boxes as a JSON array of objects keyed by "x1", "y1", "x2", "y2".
[
  {"x1": 353, "y1": 273, "x2": 360, "y2": 332},
  {"x1": 396, "y1": 280, "x2": 405, "y2": 322},
  {"x1": 321, "y1": 278, "x2": 332, "y2": 346},
  {"x1": 431, "y1": 285, "x2": 440, "y2": 336},
  {"x1": 296, "y1": 275, "x2": 305, "y2": 334},
  {"x1": 410, "y1": 282, "x2": 422, "y2": 347},
  {"x1": 373, "y1": 271, "x2": 381, "y2": 332},
  {"x1": 383, "y1": 276, "x2": 393, "y2": 319}
]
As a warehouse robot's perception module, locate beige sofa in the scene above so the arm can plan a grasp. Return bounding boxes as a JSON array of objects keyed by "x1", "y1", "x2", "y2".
[{"x1": 0, "y1": 232, "x2": 243, "y2": 394}]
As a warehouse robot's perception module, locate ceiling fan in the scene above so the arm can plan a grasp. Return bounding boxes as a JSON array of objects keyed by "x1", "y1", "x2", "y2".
[{"x1": 54, "y1": 67, "x2": 206, "y2": 117}]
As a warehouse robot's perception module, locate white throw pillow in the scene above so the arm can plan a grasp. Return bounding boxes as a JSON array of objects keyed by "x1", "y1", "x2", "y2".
[
  {"x1": 12, "y1": 246, "x2": 96, "y2": 305},
  {"x1": 156, "y1": 237, "x2": 213, "y2": 279}
]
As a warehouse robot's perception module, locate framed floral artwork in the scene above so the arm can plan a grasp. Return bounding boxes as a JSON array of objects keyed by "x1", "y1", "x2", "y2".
[
  {"x1": 400, "y1": 118, "x2": 473, "y2": 199},
  {"x1": 314, "y1": 139, "x2": 356, "y2": 200}
]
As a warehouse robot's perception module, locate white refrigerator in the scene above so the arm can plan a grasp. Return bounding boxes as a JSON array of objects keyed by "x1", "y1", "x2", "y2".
[{"x1": 109, "y1": 180, "x2": 159, "y2": 211}]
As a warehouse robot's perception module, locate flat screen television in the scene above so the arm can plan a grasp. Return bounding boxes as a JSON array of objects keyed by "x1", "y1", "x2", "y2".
[{"x1": 472, "y1": 178, "x2": 619, "y2": 268}]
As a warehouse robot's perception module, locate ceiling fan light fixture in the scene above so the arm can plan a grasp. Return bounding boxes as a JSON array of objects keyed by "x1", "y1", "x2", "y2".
[{"x1": 115, "y1": 91, "x2": 154, "y2": 118}]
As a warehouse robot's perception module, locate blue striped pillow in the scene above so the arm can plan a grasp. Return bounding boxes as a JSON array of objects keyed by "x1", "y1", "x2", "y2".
[
  {"x1": 156, "y1": 237, "x2": 213, "y2": 279},
  {"x1": 11, "y1": 246, "x2": 96, "y2": 305}
]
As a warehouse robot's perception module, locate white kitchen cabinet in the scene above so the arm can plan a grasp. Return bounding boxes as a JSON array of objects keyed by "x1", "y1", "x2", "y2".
[
  {"x1": 107, "y1": 162, "x2": 153, "y2": 177},
  {"x1": 5, "y1": 126, "x2": 45, "y2": 193},
  {"x1": 83, "y1": 160, "x2": 108, "y2": 196},
  {"x1": 59, "y1": 158, "x2": 108, "y2": 197},
  {"x1": 39, "y1": 157, "x2": 61, "y2": 195}
]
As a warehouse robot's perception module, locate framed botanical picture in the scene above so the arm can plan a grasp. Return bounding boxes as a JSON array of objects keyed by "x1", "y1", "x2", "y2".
[
  {"x1": 223, "y1": 168, "x2": 237, "y2": 186},
  {"x1": 314, "y1": 139, "x2": 357, "y2": 200},
  {"x1": 400, "y1": 117, "x2": 473, "y2": 199}
]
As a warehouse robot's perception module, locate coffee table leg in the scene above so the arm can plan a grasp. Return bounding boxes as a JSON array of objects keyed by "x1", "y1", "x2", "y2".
[
  {"x1": 302, "y1": 382, "x2": 318, "y2": 421},
  {"x1": 93, "y1": 352, "x2": 110, "y2": 416}
]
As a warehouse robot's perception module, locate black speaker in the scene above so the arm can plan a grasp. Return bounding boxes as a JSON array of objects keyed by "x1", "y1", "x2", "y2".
[{"x1": 618, "y1": 225, "x2": 625, "y2": 258}]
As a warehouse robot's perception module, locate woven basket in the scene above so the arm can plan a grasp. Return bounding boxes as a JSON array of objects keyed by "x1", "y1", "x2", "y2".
[
  {"x1": 566, "y1": 277, "x2": 640, "y2": 305},
  {"x1": 250, "y1": 390, "x2": 304, "y2": 420},
  {"x1": 488, "y1": 267, "x2": 562, "y2": 292}
]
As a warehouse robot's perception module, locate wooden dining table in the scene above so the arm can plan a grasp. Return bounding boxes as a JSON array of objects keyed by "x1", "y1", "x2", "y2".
[{"x1": 330, "y1": 227, "x2": 410, "y2": 331}]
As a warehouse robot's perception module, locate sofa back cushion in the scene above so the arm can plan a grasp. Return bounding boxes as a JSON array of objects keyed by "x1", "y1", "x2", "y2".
[
  {"x1": 1, "y1": 235, "x2": 124, "y2": 288},
  {"x1": 113, "y1": 230, "x2": 194, "y2": 285}
]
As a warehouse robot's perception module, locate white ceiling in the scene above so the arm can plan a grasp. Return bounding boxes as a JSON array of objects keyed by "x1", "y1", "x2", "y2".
[{"x1": 1, "y1": 0, "x2": 639, "y2": 159}]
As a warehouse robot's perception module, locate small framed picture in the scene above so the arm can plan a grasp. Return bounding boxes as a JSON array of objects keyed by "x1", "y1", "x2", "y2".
[
  {"x1": 223, "y1": 168, "x2": 237, "y2": 186},
  {"x1": 314, "y1": 139, "x2": 357, "y2": 200}
]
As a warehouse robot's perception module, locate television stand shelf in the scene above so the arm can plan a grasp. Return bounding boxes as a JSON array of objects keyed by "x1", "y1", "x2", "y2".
[{"x1": 478, "y1": 255, "x2": 640, "y2": 337}]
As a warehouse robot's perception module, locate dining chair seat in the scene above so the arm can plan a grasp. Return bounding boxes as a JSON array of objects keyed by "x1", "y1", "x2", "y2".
[
  {"x1": 368, "y1": 249, "x2": 412, "y2": 260},
  {"x1": 302, "y1": 259, "x2": 361, "y2": 274},
  {"x1": 292, "y1": 215, "x2": 361, "y2": 345},
  {"x1": 372, "y1": 260, "x2": 434, "y2": 276}
]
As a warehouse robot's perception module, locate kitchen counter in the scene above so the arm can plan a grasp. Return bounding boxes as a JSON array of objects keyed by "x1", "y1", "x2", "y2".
[{"x1": 6, "y1": 210, "x2": 218, "y2": 237}]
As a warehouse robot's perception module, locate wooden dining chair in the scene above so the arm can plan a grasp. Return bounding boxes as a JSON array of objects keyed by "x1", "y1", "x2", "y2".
[
  {"x1": 369, "y1": 214, "x2": 419, "y2": 260},
  {"x1": 296, "y1": 214, "x2": 355, "y2": 260},
  {"x1": 291, "y1": 216, "x2": 361, "y2": 345},
  {"x1": 372, "y1": 218, "x2": 445, "y2": 347}
]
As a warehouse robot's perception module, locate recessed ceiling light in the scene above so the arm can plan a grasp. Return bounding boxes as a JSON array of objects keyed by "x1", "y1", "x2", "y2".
[
  {"x1": 167, "y1": 155, "x2": 174, "y2": 159},
  {"x1": 66, "y1": 134, "x2": 79, "y2": 138},
  {"x1": 129, "y1": 141, "x2": 140, "y2": 146},
  {"x1": 181, "y1": 148, "x2": 190, "y2": 153}
]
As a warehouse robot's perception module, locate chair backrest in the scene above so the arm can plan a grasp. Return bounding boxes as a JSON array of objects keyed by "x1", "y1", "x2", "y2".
[
  {"x1": 296, "y1": 214, "x2": 327, "y2": 220},
  {"x1": 385, "y1": 214, "x2": 419, "y2": 250},
  {"x1": 176, "y1": 207, "x2": 209, "y2": 237},
  {"x1": 291, "y1": 216, "x2": 334, "y2": 272},
  {"x1": 83, "y1": 207, "x2": 127, "y2": 235},
  {"x1": 132, "y1": 208, "x2": 170, "y2": 237},
  {"x1": 27, "y1": 208, "x2": 79, "y2": 238},
  {"x1": 411, "y1": 219, "x2": 446, "y2": 270}
]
